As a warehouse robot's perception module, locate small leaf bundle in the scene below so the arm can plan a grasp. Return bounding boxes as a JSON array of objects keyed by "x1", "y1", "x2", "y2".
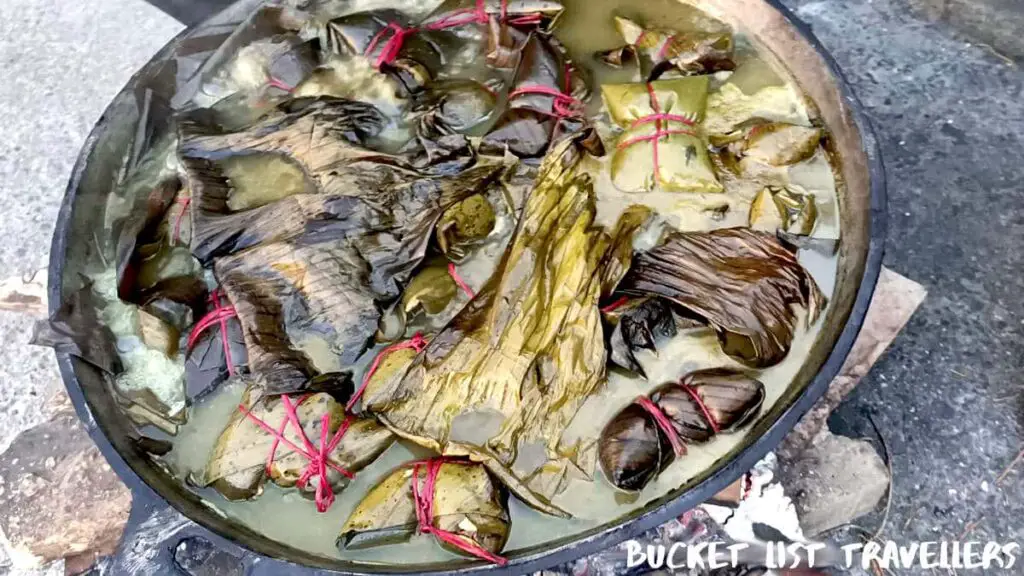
[{"x1": 599, "y1": 369, "x2": 764, "y2": 491}]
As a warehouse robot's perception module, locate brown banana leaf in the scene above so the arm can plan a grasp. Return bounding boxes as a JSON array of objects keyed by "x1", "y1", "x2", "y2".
[
  {"x1": 481, "y1": 35, "x2": 595, "y2": 158},
  {"x1": 184, "y1": 311, "x2": 248, "y2": 403},
  {"x1": 314, "y1": 10, "x2": 450, "y2": 96},
  {"x1": 204, "y1": 384, "x2": 394, "y2": 501},
  {"x1": 596, "y1": 16, "x2": 734, "y2": 80},
  {"x1": 748, "y1": 186, "x2": 818, "y2": 237},
  {"x1": 602, "y1": 77, "x2": 722, "y2": 193},
  {"x1": 30, "y1": 283, "x2": 122, "y2": 375},
  {"x1": 339, "y1": 459, "x2": 509, "y2": 558},
  {"x1": 365, "y1": 135, "x2": 628, "y2": 516},
  {"x1": 617, "y1": 228, "x2": 824, "y2": 368},
  {"x1": 603, "y1": 297, "x2": 677, "y2": 377},
  {"x1": 599, "y1": 368, "x2": 764, "y2": 491}
]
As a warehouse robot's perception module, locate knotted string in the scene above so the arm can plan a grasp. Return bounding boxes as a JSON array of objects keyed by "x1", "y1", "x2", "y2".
[
  {"x1": 634, "y1": 378, "x2": 721, "y2": 457},
  {"x1": 506, "y1": 64, "x2": 583, "y2": 119},
  {"x1": 172, "y1": 196, "x2": 191, "y2": 244},
  {"x1": 410, "y1": 458, "x2": 508, "y2": 565},
  {"x1": 616, "y1": 82, "x2": 698, "y2": 185},
  {"x1": 187, "y1": 289, "x2": 237, "y2": 376},
  {"x1": 448, "y1": 262, "x2": 475, "y2": 298},
  {"x1": 364, "y1": 0, "x2": 543, "y2": 68},
  {"x1": 237, "y1": 394, "x2": 355, "y2": 513},
  {"x1": 346, "y1": 333, "x2": 429, "y2": 411}
]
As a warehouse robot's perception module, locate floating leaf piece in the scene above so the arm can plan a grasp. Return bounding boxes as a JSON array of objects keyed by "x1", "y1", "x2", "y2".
[
  {"x1": 618, "y1": 228, "x2": 824, "y2": 368},
  {"x1": 31, "y1": 284, "x2": 122, "y2": 375},
  {"x1": 599, "y1": 368, "x2": 764, "y2": 491}
]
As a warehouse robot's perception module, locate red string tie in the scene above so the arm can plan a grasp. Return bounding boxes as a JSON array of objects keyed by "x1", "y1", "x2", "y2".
[
  {"x1": 172, "y1": 196, "x2": 191, "y2": 244},
  {"x1": 656, "y1": 34, "x2": 677, "y2": 61},
  {"x1": 507, "y1": 62, "x2": 583, "y2": 119},
  {"x1": 187, "y1": 289, "x2": 238, "y2": 376},
  {"x1": 678, "y1": 377, "x2": 720, "y2": 434},
  {"x1": 346, "y1": 333, "x2": 429, "y2": 411},
  {"x1": 266, "y1": 77, "x2": 294, "y2": 92},
  {"x1": 636, "y1": 396, "x2": 687, "y2": 457},
  {"x1": 447, "y1": 262, "x2": 475, "y2": 298},
  {"x1": 599, "y1": 296, "x2": 630, "y2": 314},
  {"x1": 237, "y1": 394, "x2": 355, "y2": 513},
  {"x1": 366, "y1": 0, "x2": 542, "y2": 68},
  {"x1": 616, "y1": 83, "x2": 698, "y2": 184},
  {"x1": 410, "y1": 458, "x2": 508, "y2": 565}
]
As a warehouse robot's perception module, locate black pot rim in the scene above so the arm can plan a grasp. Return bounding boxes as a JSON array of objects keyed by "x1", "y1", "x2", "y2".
[{"x1": 47, "y1": 0, "x2": 887, "y2": 573}]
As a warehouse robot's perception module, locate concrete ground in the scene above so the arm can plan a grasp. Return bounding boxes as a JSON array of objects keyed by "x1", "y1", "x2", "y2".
[{"x1": 0, "y1": 0, "x2": 1021, "y2": 573}]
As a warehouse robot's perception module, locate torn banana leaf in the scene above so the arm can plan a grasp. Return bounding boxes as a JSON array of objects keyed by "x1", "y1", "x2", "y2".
[
  {"x1": 704, "y1": 83, "x2": 812, "y2": 135},
  {"x1": 208, "y1": 160, "x2": 501, "y2": 393},
  {"x1": 602, "y1": 77, "x2": 722, "y2": 193},
  {"x1": 138, "y1": 309, "x2": 179, "y2": 357},
  {"x1": 726, "y1": 123, "x2": 822, "y2": 166},
  {"x1": 423, "y1": 0, "x2": 564, "y2": 32},
  {"x1": 117, "y1": 386, "x2": 187, "y2": 436},
  {"x1": 365, "y1": 135, "x2": 619, "y2": 516},
  {"x1": 436, "y1": 193, "x2": 496, "y2": 261},
  {"x1": 482, "y1": 35, "x2": 595, "y2": 158},
  {"x1": 596, "y1": 16, "x2": 734, "y2": 80},
  {"x1": 114, "y1": 178, "x2": 181, "y2": 302},
  {"x1": 604, "y1": 297, "x2": 677, "y2": 376},
  {"x1": 339, "y1": 459, "x2": 509, "y2": 559},
  {"x1": 617, "y1": 228, "x2": 824, "y2": 368},
  {"x1": 204, "y1": 384, "x2": 394, "y2": 501},
  {"x1": 179, "y1": 97, "x2": 493, "y2": 264},
  {"x1": 748, "y1": 186, "x2": 818, "y2": 236},
  {"x1": 187, "y1": 6, "x2": 315, "y2": 130},
  {"x1": 30, "y1": 283, "x2": 122, "y2": 375},
  {"x1": 599, "y1": 368, "x2": 764, "y2": 491}
]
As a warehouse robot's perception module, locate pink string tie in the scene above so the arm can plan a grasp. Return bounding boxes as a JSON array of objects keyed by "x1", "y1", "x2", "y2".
[
  {"x1": 410, "y1": 458, "x2": 508, "y2": 565},
  {"x1": 346, "y1": 333, "x2": 429, "y2": 412},
  {"x1": 172, "y1": 195, "x2": 191, "y2": 244},
  {"x1": 447, "y1": 262, "x2": 475, "y2": 298},
  {"x1": 187, "y1": 289, "x2": 238, "y2": 376},
  {"x1": 615, "y1": 82, "x2": 698, "y2": 183},
  {"x1": 237, "y1": 394, "x2": 355, "y2": 513},
  {"x1": 636, "y1": 396, "x2": 687, "y2": 457}
]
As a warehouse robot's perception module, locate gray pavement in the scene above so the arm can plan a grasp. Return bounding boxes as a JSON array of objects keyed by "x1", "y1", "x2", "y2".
[{"x1": 0, "y1": 0, "x2": 183, "y2": 455}]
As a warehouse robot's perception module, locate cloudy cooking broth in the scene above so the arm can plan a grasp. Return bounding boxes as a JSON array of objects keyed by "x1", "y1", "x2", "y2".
[{"x1": 143, "y1": 0, "x2": 844, "y2": 564}]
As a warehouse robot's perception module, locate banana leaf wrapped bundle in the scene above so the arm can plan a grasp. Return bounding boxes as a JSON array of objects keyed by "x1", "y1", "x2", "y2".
[
  {"x1": 339, "y1": 458, "x2": 509, "y2": 565},
  {"x1": 599, "y1": 369, "x2": 765, "y2": 491},
  {"x1": 179, "y1": 97, "x2": 503, "y2": 394},
  {"x1": 616, "y1": 228, "x2": 824, "y2": 368},
  {"x1": 704, "y1": 83, "x2": 812, "y2": 136},
  {"x1": 601, "y1": 77, "x2": 723, "y2": 193},
  {"x1": 364, "y1": 135, "x2": 647, "y2": 516},
  {"x1": 183, "y1": 289, "x2": 249, "y2": 402},
  {"x1": 596, "y1": 16, "x2": 735, "y2": 80},
  {"x1": 203, "y1": 382, "x2": 394, "y2": 504},
  {"x1": 481, "y1": 35, "x2": 599, "y2": 158}
]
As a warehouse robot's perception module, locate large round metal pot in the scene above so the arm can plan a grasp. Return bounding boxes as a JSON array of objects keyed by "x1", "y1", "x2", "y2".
[{"x1": 47, "y1": 0, "x2": 886, "y2": 573}]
